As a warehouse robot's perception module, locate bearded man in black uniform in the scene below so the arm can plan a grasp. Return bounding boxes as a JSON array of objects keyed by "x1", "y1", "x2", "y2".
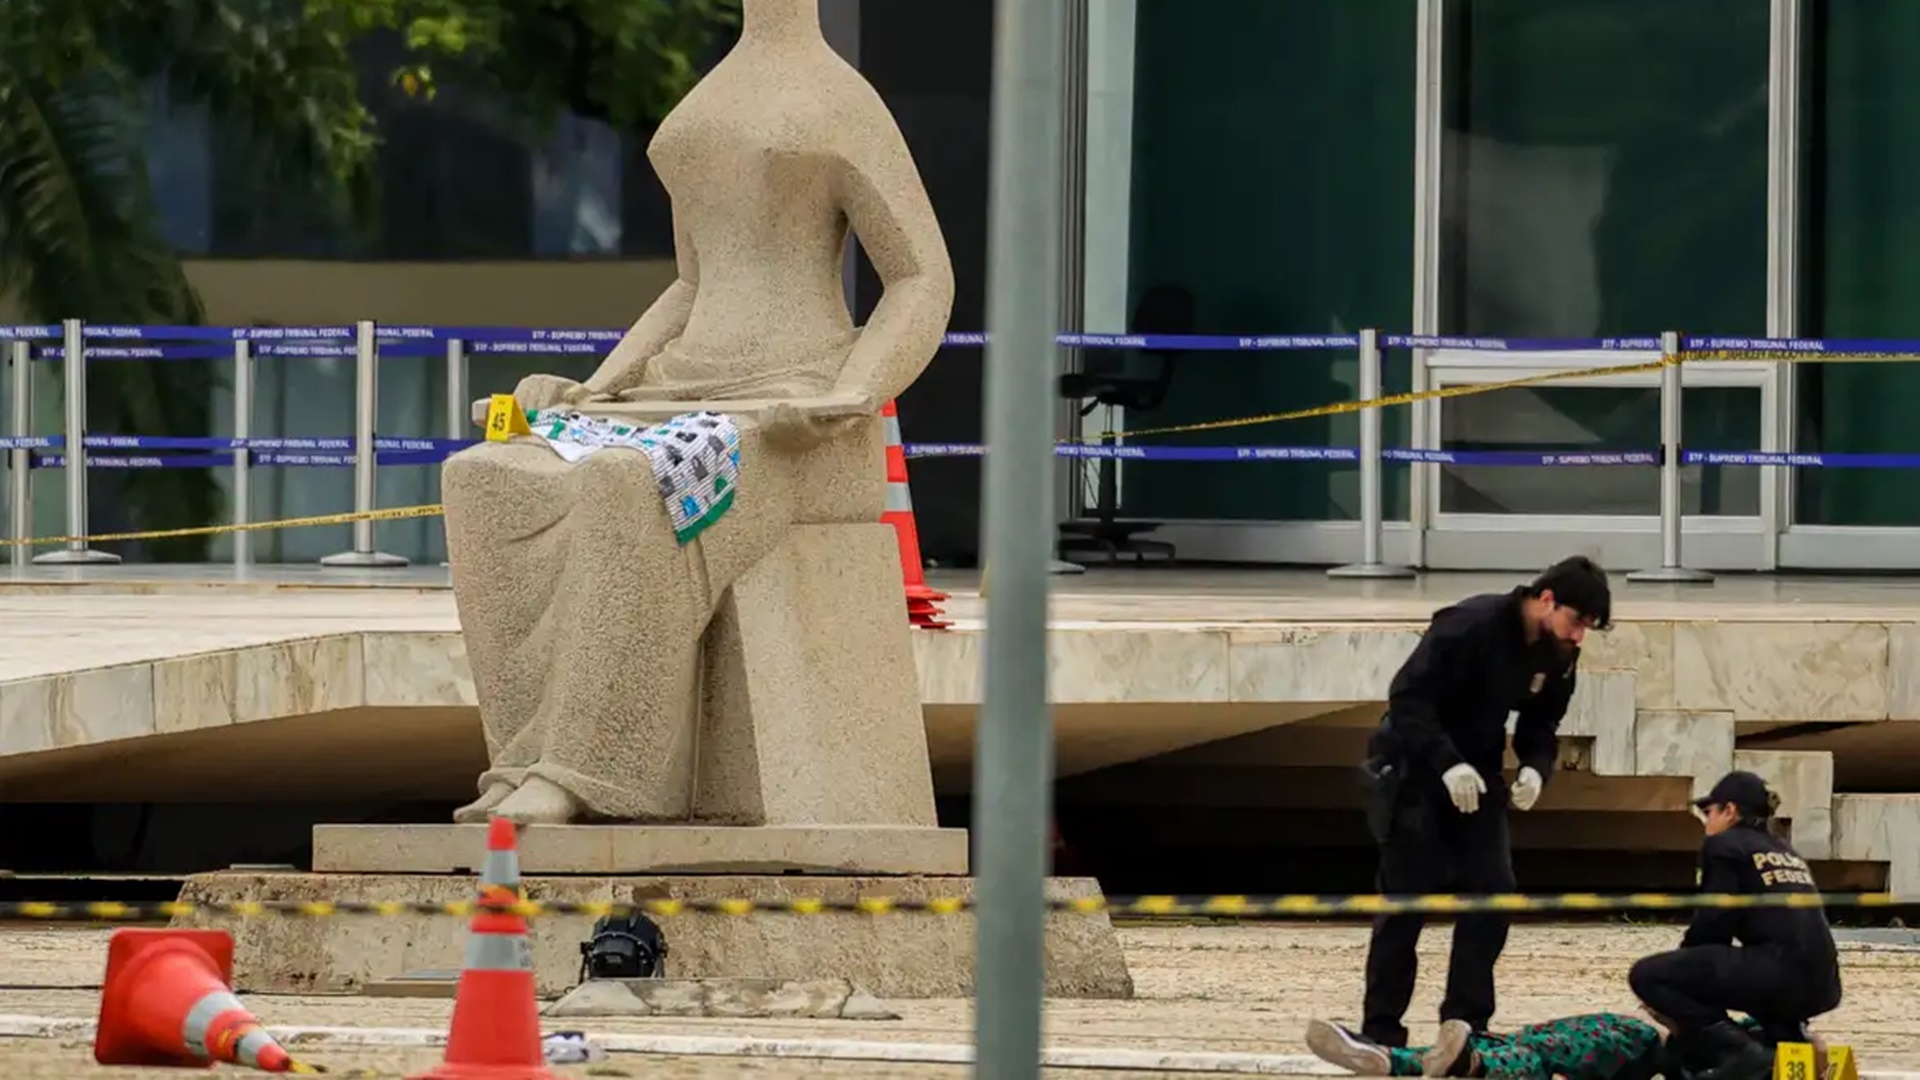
[{"x1": 1313, "y1": 556, "x2": 1612, "y2": 1063}]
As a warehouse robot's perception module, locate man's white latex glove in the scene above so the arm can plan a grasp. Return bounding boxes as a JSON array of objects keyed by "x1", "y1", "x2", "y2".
[
  {"x1": 1511, "y1": 766, "x2": 1544, "y2": 812},
  {"x1": 1441, "y1": 763, "x2": 1487, "y2": 814}
]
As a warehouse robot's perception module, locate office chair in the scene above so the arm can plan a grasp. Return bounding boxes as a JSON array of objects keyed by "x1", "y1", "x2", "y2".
[{"x1": 1055, "y1": 284, "x2": 1194, "y2": 564}]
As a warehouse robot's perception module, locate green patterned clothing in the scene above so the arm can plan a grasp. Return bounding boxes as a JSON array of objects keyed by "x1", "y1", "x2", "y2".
[{"x1": 1384, "y1": 1014, "x2": 1665, "y2": 1080}]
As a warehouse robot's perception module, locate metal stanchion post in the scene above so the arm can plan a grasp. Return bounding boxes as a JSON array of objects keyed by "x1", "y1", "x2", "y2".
[
  {"x1": 977, "y1": 0, "x2": 1064, "y2": 1076},
  {"x1": 33, "y1": 319, "x2": 118, "y2": 565},
  {"x1": 1329, "y1": 328, "x2": 1414, "y2": 579},
  {"x1": 1627, "y1": 330, "x2": 1714, "y2": 584},
  {"x1": 232, "y1": 339, "x2": 254, "y2": 569},
  {"x1": 441, "y1": 338, "x2": 466, "y2": 569},
  {"x1": 321, "y1": 320, "x2": 407, "y2": 567},
  {"x1": 445, "y1": 338, "x2": 467, "y2": 443},
  {"x1": 8, "y1": 340, "x2": 32, "y2": 564}
]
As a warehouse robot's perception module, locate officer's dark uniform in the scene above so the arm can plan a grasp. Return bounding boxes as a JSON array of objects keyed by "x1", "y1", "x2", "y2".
[
  {"x1": 1630, "y1": 772, "x2": 1842, "y2": 1080},
  {"x1": 1358, "y1": 586, "x2": 1582, "y2": 1047}
]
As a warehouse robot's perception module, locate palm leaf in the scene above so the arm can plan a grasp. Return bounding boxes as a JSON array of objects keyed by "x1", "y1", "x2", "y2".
[{"x1": 0, "y1": 67, "x2": 216, "y2": 559}]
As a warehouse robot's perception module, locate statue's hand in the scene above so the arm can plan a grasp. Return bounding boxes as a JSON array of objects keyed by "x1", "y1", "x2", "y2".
[
  {"x1": 759, "y1": 393, "x2": 873, "y2": 452},
  {"x1": 513, "y1": 374, "x2": 600, "y2": 411}
]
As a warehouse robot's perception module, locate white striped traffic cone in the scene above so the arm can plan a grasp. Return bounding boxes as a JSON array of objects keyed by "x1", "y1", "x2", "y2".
[
  {"x1": 409, "y1": 817, "x2": 555, "y2": 1080},
  {"x1": 881, "y1": 399, "x2": 949, "y2": 630}
]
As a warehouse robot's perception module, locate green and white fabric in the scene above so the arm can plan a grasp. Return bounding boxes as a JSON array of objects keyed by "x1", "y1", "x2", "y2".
[{"x1": 527, "y1": 408, "x2": 742, "y2": 544}]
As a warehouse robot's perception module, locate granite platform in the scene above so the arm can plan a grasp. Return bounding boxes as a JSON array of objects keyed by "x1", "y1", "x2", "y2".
[
  {"x1": 172, "y1": 870, "x2": 1134, "y2": 999},
  {"x1": 1, "y1": 564, "x2": 1918, "y2": 897},
  {"x1": 311, "y1": 823, "x2": 969, "y2": 876}
]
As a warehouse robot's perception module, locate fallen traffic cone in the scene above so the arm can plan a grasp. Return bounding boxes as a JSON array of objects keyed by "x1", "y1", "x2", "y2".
[
  {"x1": 409, "y1": 817, "x2": 555, "y2": 1080},
  {"x1": 881, "y1": 399, "x2": 949, "y2": 630},
  {"x1": 94, "y1": 927, "x2": 311, "y2": 1072}
]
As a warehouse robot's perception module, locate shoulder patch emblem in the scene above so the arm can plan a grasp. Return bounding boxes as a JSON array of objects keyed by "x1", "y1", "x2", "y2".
[{"x1": 1530, "y1": 673, "x2": 1546, "y2": 694}]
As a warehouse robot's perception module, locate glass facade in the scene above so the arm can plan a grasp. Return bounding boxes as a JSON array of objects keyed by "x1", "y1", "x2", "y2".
[
  {"x1": 1440, "y1": 386, "x2": 1763, "y2": 516},
  {"x1": 145, "y1": 32, "x2": 677, "y2": 261},
  {"x1": 1436, "y1": 0, "x2": 1769, "y2": 519},
  {"x1": 65, "y1": 0, "x2": 1920, "y2": 566},
  {"x1": 1796, "y1": 0, "x2": 1920, "y2": 526},
  {"x1": 1117, "y1": 0, "x2": 1415, "y2": 522}
]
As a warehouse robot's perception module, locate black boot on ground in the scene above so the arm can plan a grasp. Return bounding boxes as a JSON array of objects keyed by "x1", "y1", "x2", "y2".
[{"x1": 1692, "y1": 1020, "x2": 1778, "y2": 1080}]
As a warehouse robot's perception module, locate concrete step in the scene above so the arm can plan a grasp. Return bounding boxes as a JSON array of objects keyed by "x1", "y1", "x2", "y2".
[
  {"x1": 1734, "y1": 749, "x2": 1836, "y2": 860},
  {"x1": 1833, "y1": 794, "x2": 1920, "y2": 900}
]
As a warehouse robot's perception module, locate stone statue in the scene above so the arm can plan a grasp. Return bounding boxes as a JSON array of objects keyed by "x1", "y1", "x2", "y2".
[{"x1": 440, "y1": 0, "x2": 955, "y2": 826}]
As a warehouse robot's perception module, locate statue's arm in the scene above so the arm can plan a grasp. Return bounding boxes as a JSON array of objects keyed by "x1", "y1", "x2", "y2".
[
  {"x1": 582, "y1": 213, "x2": 701, "y2": 397},
  {"x1": 831, "y1": 113, "x2": 956, "y2": 410}
]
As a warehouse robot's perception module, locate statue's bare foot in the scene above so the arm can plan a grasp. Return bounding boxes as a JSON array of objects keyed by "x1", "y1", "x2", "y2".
[
  {"x1": 492, "y1": 776, "x2": 582, "y2": 825},
  {"x1": 453, "y1": 782, "x2": 516, "y2": 824}
]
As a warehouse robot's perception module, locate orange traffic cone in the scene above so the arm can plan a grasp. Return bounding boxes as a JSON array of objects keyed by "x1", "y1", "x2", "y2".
[
  {"x1": 94, "y1": 927, "x2": 310, "y2": 1072},
  {"x1": 409, "y1": 817, "x2": 555, "y2": 1080},
  {"x1": 881, "y1": 399, "x2": 949, "y2": 630}
]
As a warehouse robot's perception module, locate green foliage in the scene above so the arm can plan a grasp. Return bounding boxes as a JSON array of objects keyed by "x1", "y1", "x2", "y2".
[{"x1": 0, "y1": 0, "x2": 738, "y2": 559}]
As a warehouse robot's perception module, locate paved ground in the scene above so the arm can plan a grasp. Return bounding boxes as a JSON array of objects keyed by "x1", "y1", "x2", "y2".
[{"x1": 0, "y1": 921, "x2": 1913, "y2": 1076}]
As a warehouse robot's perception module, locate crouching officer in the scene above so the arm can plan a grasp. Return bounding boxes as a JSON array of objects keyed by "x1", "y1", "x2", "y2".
[
  {"x1": 1345, "y1": 556, "x2": 1612, "y2": 1050},
  {"x1": 1630, "y1": 770, "x2": 1842, "y2": 1080}
]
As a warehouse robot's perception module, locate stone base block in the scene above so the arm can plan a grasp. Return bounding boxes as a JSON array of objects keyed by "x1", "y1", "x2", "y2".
[
  {"x1": 173, "y1": 872, "x2": 1133, "y2": 1000},
  {"x1": 543, "y1": 977, "x2": 900, "y2": 1020},
  {"x1": 311, "y1": 824, "x2": 969, "y2": 876}
]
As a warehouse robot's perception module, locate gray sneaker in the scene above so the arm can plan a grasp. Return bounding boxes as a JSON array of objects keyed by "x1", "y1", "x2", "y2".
[
  {"x1": 1423, "y1": 1019, "x2": 1478, "y2": 1076},
  {"x1": 1307, "y1": 1019, "x2": 1393, "y2": 1076}
]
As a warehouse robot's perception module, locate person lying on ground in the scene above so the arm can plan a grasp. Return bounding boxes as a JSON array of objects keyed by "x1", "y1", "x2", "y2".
[{"x1": 1305, "y1": 1014, "x2": 1827, "y2": 1080}]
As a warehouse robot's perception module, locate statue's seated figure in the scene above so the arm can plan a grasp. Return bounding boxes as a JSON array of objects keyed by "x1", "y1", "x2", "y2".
[{"x1": 441, "y1": 0, "x2": 955, "y2": 826}]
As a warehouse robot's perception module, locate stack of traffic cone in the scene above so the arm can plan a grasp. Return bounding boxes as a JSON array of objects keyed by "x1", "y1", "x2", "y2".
[
  {"x1": 881, "y1": 399, "x2": 949, "y2": 630},
  {"x1": 409, "y1": 817, "x2": 555, "y2": 1080},
  {"x1": 94, "y1": 927, "x2": 313, "y2": 1072}
]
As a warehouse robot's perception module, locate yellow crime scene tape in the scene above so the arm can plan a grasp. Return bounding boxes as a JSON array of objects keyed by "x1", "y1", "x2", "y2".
[
  {"x1": 0, "y1": 891, "x2": 1897, "y2": 922},
  {"x1": 0, "y1": 503, "x2": 445, "y2": 549}
]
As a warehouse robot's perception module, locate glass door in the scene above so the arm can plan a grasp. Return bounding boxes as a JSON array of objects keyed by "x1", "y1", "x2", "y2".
[{"x1": 1416, "y1": 348, "x2": 1777, "y2": 571}]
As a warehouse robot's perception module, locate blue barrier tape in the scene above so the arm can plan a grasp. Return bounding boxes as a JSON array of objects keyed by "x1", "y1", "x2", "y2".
[
  {"x1": 80, "y1": 435, "x2": 471, "y2": 452},
  {"x1": 901, "y1": 444, "x2": 1661, "y2": 466},
  {"x1": 255, "y1": 343, "x2": 357, "y2": 359},
  {"x1": 374, "y1": 341, "x2": 451, "y2": 359},
  {"x1": 33, "y1": 450, "x2": 452, "y2": 470},
  {"x1": 0, "y1": 325, "x2": 60, "y2": 340},
  {"x1": 33, "y1": 345, "x2": 236, "y2": 362},
  {"x1": 1380, "y1": 335, "x2": 1663, "y2": 352},
  {"x1": 1683, "y1": 336, "x2": 1920, "y2": 354},
  {"x1": 0, "y1": 436, "x2": 61, "y2": 450},
  {"x1": 1683, "y1": 449, "x2": 1920, "y2": 469},
  {"x1": 1384, "y1": 448, "x2": 1660, "y2": 467},
  {"x1": 83, "y1": 325, "x2": 356, "y2": 342},
  {"x1": 1055, "y1": 333, "x2": 1358, "y2": 351}
]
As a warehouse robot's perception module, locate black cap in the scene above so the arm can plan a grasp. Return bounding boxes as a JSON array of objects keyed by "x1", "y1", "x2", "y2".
[{"x1": 1692, "y1": 770, "x2": 1772, "y2": 816}]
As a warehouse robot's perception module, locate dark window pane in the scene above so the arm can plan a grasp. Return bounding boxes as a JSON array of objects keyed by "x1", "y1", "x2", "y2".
[
  {"x1": 1438, "y1": 0, "x2": 1767, "y2": 519},
  {"x1": 1796, "y1": 0, "x2": 1920, "y2": 525},
  {"x1": 1443, "y1": 0, "x2": 1768, "y2": 339},
  {"x1": 1119, "y1": 0, "x2": 1415, "y2": 522},
  {"x1": 1440, "y1": 386, "x2": 1761, "y2": 516}
]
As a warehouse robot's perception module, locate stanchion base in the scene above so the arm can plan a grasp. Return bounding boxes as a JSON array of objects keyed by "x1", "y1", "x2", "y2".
[
  {"x1": 319, "y1": 550, "x2": 411, "y2": 569},
  {"x1": 1327, "y1": 562, "x2": 1417, "y2": 580},
  {"x1": 1048, "y1": 559, "x2": 1086, "y2": 575},
  {"x1": 1625, "y1": 565, "x2": 1716, "y2": 584},
  {"x1": 31, "y1": 548, "x2": 122, "y2": 566}
]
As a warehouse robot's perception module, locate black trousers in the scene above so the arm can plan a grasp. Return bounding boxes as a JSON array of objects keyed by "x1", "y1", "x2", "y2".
[
  {"x1": 1629, "y1": 944, "x2": 1839, "y2": 1042},
  {"x1": 1360, "y1": 775, "x2": 1515, "y2": 1047}
]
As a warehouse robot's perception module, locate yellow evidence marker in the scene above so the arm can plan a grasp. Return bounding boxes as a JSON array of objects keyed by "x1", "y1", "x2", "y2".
[
  {"x1": 1824, "y1": 1044, "x2": 1859, "y2": 1080},
  {"x1": 484, "y1": 394, "x2": 532, "y2": 442},
  {"x1": 1774, "y1": 1043, "x2": 1817, "y2": 1080}
]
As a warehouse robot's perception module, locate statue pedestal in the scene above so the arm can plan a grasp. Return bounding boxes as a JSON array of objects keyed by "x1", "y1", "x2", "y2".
[
  {"x1": 312, "y1": 823, "x2": 970, "y2": 876},
  {"x1": 173, "y1": 867, "x2": 1134, "y2": 1000}
]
